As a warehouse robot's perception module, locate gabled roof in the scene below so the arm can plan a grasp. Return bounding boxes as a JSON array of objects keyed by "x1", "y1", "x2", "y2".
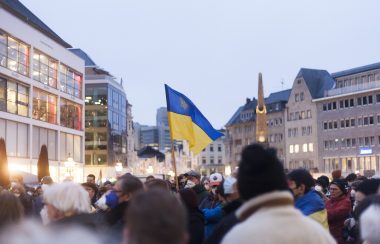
[
  {"x1": 265, "y1": 89, "x2": 291, "y2": 104},
  {"x1": 69, "y1": 48, "x2": 96, "y2": 66},
  {"x1": 0, "y1": 0, "x2": 71, "y2": 48},
  {"x1": 225, "y1": 99, "x2": 257, "y2": 126},
  {"x1": 296, "y1": 68, "x2": 335, "y2": 99},
  {"x1": 331, "y1": 61, "x2": 380, "y2": 78}
]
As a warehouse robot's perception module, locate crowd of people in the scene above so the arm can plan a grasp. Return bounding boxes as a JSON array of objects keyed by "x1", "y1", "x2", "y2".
[{"x1": 1, "y1": 144, "x2": 380, "y2": 244}]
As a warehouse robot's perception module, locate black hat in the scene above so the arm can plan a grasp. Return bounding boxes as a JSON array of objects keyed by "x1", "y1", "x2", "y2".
[
  {"x1": 330, "y1": 179, "x2": 347, "y2": 195},
  {"x1": 238, "y1": 144, "x2": 288, "y2": 201}
]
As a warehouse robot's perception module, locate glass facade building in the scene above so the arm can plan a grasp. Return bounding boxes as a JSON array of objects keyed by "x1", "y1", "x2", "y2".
[{"x1": 85, "y1": 81, "x2": 128, "y2": 166}]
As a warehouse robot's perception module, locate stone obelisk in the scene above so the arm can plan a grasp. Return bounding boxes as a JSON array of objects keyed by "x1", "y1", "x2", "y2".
[{"x1": 255, "y1": 73, "x2": 268, "y2": 144}]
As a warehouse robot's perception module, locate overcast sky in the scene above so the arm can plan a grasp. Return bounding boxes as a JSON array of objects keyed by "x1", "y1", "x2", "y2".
[{"x1": 21, "y1": 0, "x2": 380, "y2": 128}]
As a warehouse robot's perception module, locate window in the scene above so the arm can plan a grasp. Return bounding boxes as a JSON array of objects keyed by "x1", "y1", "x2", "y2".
[
  {"x1": 59, "y1": 64, "x2": 82, "y2": 98},
  {"x1": 210, "y1": 145, "x2": 214, "y2": 152},
  {"x1": 60, "y1": 98, "x2": 82, "y2": 130},
  {"x1": 0, "y1": 31, "x2": 29, "y2": 76},
  {"x1": 290, "y1": 112, "x2": 294, "y2": 121},
  {"x1": 334, "y1": 121, "x2": 338, "y2": 129},
  {"x1": 218, "y1": 145, "x2": 221, "y2": 152},
  {"x1": 351, "y1": 118, "x2": 355, "y2": 127},
  {"x1": 340, "y1": 120, "x2": 345, "y2": 128},
  {"x1": 289, "y1": 145, "x2": 294, "y2": 154},
  {"x1": 301, "y1": 111, "x2": 305, "y2": 119},
  {"x1": 352, "y1": 138, "x2": 356, "y2": 146},
  {"x1": 357, "y1": 97, "x2": 362, "y2": 106},
  {"x1": 202, "y1": 158, "x2": 206, "y2": 164},
  {"x1": 339, "y1": 100, "x2": 344, "y2": 109},
  {"x1": 323, "y1": 104, "x2": 327, "y2": 111},
  {"x1": 302, "y1": 143, "x2": 308, "y2": 152},
  {"x1": 344, "y1": 100, "x2": 349, "y2": 108},
  {"x1": 307, "y1": 110, "x2": 311, "y2": 118},
  {"x1": 364, "y1": 117, "x2": 369, "y2": 126},
  {"x1": 369, "y1": 116, "x2": 374, "y2": 125},
  {"x1": 377, "y1": 94, "x2": 380, "y2": 103},
  {"x1": 369, "y1": 95, "x2": 373, "y2": 104},
  {"x1": 295, "y1": 112, "x2": 299, "y2": 120},
  {"x1": 0, "y1": 78, "x2": 29, "y2": 117},
  {"x1": 294, "y1": 144, "x2": 299, "y2": 153},
  {"x1": 333, "y1": 102, "x2": 337, "y2": 110},
  {"x1": 346, "y1": 119, "x2": 350, "y2": 128},
  {"x1": 358, "y1": 117, "x2": 363, "y2": 126},
  {"x1": 323, "y1": 122, "x2": 328, "y2": 130},
  {"x1": 350, "y1": 99, "x2": 354, "y2": 107},
  {"x1": 363, "y1": 96, "x2": 368, "y2": 105},
  {"x1": 210, "y1": 157, "x2": 214, "y2": 164},
  {"x1": 33, "y1": 88, "x2": 57, "y2": 124},
  {"x1": 309, "y1": 143, "x2": 314, "y2": 152},
  {"x1": 288, "y1": 128, "x2": 292, "y2": 137},
  {"x1": 32, "y1": 50, "x2": 57, "y2": 88},
  {"x1": 295, "y1": 94, "x2": 299, "y2": 102},
  {"x1": 300, "y1": 92, "x2": 304, "y2": 101}
]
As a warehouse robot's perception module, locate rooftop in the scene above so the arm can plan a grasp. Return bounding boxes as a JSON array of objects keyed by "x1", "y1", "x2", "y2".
[{"x1": 0, "y1": 0, "x2": 71, "y2": 48}]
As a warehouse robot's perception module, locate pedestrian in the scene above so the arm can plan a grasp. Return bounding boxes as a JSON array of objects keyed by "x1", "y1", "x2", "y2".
[
  {"x1": 222, "y1": 144, "x2": 335, "y2": 244},
  {"x1": 0, "y1": 190, "x2": 24, "y2": 230},
  {"x1": 124, "y1": 188, "x2": 187, "y2": 244},
  {"x1": 357, "y1": 195, "x2": 380, "y2": 244},
  {"x1": 287, "y1": 168, "x2": 329, "y2": 229},
  {"x1": 9, "y1": 182, "x2": 33, "y2": 216},
  {"x1": 179, "y1": 188, "x2": 205, "y2": 244},
  {"x1": 204, "y1": 176, "x2": 242, "y2": 244},
  {"x1": 184, "y1": 170, "x2": 210, "y2": 205},
  {"x1": 97, "y1": 174, "x2": 143, "y2": 243},
  {"x1": 326, "y1": 179, "x2": 352, "y2": 244},
  {"x1": 81, "y1": 182, "x2": 98, "y2": 209}
]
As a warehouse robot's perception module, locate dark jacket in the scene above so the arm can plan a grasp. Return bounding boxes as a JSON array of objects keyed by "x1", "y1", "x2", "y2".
[
  {"x1": 192, "y1": 184, "x2": 210, "y2": 206},
  {"x1": 187, "y1": 208, "x2": 205, "y2": 244},
  {"x1": 19, "y1": 193, "x2": 33, "y2": 216},
  {"x1": 204, "y1": 199, "x2": 242, "y2": 244},
  {"x1": 326, "y1": 195, "x2": 351, "y2": 244},
  {"x1": 52, "y1": 213, "x2": 101, "y2": 231}
]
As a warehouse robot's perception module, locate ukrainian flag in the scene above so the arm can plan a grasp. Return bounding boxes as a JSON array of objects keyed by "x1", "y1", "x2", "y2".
[{"x1": 165, "y1": 84, "x2": 223, "y2": 154}]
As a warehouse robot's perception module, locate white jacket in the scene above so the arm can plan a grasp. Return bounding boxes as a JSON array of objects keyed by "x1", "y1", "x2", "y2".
[{"x1": 222, "y1": 191, "x2": 336, "y2": 244}]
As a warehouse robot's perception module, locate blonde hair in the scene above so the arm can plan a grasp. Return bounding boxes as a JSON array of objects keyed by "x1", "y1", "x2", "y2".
[{"x1": 43, "y1": 182, "x2": 90, "y2": 216}]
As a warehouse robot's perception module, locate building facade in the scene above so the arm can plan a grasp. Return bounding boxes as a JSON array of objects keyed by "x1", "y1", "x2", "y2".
[
  {"x1": 225, "y1": 89, "x2": 289, "y2": 168},
  {"x1": 72, "y1": 49, "x2": 129, "y2": 170},
  {"x1": 315, "y1": 63, "x2": 380, "y2": 175},
  {"x1": 199, "y1": 130, "x2": 226, "y2": 175},
  {"x1": 0, "y1": 1, "x2": 85, "y2": 181}
]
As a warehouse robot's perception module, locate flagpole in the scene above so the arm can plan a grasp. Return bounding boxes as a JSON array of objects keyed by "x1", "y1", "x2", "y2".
[{"x1": 171, "y1": 141, "x2": 179, "y2": 192}]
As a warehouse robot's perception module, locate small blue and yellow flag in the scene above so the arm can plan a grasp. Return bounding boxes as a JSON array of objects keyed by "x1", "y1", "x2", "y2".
[{"x1": 165, "y1": 84, "x2": 223, "y2": 154}]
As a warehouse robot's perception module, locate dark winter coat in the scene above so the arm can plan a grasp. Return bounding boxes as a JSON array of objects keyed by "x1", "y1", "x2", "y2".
[
  {"x1": 326, "y1": 195, "x2": 351, "y2": 244},
  {"x1": 187, "y1": 208, "x2": 205, "y2": 244},
  {"x1": 192, "y1": 184, "x2": 210, "y2": 206}
]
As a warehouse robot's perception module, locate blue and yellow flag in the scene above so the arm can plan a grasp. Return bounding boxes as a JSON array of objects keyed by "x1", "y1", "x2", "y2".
[{"x1": 165, "y1": 84, "x2": 223, "y2": 154}]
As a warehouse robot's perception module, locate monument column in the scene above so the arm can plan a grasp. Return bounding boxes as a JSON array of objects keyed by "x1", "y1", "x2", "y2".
[{"x1": 255, "y1": 73, "x2": 268, "y2": 145}]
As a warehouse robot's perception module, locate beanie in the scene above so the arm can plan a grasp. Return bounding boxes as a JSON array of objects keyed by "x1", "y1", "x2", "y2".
[
  {"x1": 237, "y1": 144, "x2": 288, "y2": 201},
  {"x1": 357, "y1": 179, "x2": 380, "y2": 196},
  {"x1": 330, "y1": 179, "x2": 347, "y2": 195}
]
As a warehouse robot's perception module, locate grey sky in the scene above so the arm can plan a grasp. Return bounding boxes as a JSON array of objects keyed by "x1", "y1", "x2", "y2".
[{"x1": 21, "y1": 0, "x2": 380, "y2": 128}]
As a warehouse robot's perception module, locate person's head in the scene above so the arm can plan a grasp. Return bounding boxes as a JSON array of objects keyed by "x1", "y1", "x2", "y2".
[
  {"x1": 144, "y1": 179, "x2": 170, "y2": 191},
  {"x1": 86, "y1": 174, "x2": 96, "y2": 184},
  {"x1": 355, "y1": 179, "x2": 380, "y2": 208},
  {"x1": 209, "y1": 173, "x2": 223, "y2": 194},
  {"x1": 179, "y1": 188, "x2": 198, "y2": 210},
  {"x1": 81, "y1": 183, "x2": 98, "y2": 200},
  {"x1": 316, "y1": 175, "x2": 329, "y2": 190},
  {"x1": 346, "y1": 173, "x2": 357, "y2": 185},
  {"x1": 114, "y1": 175, "x2": 143, "y2": 204},
  {"x1": 223, "y1": 176, "x2": 239, "y2": 202},
  {"x1": 146, "y1": 175, "x2": 155, "y2": 182},
  {"x1": 201, "y1": 176, "x2": 210, "y2": 191},
  {"x1": 184, "y1": 170, "x2": 201, "y2": 187},
  {"x1": 10, "y1": 183, "x2": 25, "y2": 197},
  {"x1": 41, "y1": 176, "x2": 54, "y2": 185},
  {"x1": 43, "y1": 182, "x2": 91, "y2": 222},
  {"x1": 124, "y1": 189, "x2": 187, "y2": 244},
  {"x1": 287, "y1": 169, "x2": 315, "y2": 199},
  {"x1": 329, "y1": 179, "x2": 347, "y2": 199},
  {"x1": 355, "y1": 194, "x2": 380, "y2": 242},
  {"x1": 0, "y1": 190, "x2": 24, "y2": 229},
  {"x1": 238, "y1": 144, "x2": 288, "y2": 201},
  {"x1": 103, "y1": 181, "x2": 113, "y2": 191},
  {"x1": 331, "y1": 169, "x2": 342, "y2": 180}
]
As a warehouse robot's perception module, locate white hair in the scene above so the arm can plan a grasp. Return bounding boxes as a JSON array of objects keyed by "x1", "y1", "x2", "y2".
[
  {"x1": 0, "y1": 220, "x2": 103, "y2": 244},
  {"x1": 360, "y1": 204, "x2": 380, "y2": 243},
  {"x1": 43, "y1": 182, "x2": 90, "y2": 216}
]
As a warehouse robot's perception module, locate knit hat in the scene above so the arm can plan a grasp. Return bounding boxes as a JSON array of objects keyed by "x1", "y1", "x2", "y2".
[
  {"x1": 330, "y1": 179, "x2": 347, "y2": 195},
  {"x1": 238, "y1": 144, "x2": 288, "y2": 200}
]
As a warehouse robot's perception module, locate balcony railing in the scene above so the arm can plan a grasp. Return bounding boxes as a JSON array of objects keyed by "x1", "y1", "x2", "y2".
[{"x1": 326, "y1": 80, "x2": 380, "y2": 97}]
